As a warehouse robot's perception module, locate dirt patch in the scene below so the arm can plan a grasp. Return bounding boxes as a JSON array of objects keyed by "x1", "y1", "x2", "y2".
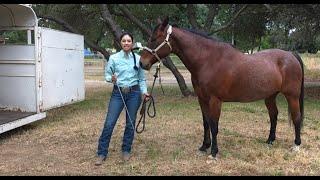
[
  {"x1": 305, "y1": 87, "x2": 320, "y2": 100},
  {"x1": 1, "y1": 82, "x2": 320, "y2": 175},
  {"x1": 305, "y1": 77, "x2": 320, "y2": 82}
]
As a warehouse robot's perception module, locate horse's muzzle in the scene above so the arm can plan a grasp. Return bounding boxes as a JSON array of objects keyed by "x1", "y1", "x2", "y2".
[{"x1": 140, "y1": 61, "x2": 150, "y2": 70}]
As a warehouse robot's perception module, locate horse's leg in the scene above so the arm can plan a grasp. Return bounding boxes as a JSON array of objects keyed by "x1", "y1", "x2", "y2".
[
  {"x1": 207, "y1": 96, "x2": 222, "y2": 158},
  {"x1": 265, "y1": 93, "x2": 279, "y2": 145},
  {"x1": 285, "y1": 95, "x2": 302, "y2": 149},
  {"x1": 198, "y1": 99, "x2": 211, "y2": 153},
  {"x1": 192, "y1": 78, "x2": 211, "y2": 153}
]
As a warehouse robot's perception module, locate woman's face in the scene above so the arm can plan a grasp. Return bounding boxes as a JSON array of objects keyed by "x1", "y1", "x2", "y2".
[{"x1": 121, "y1": 35, "x2": 133, "y2": 53}]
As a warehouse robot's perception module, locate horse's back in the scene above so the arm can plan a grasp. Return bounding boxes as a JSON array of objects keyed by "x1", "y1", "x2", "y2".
[
  {"x1": 252, "y1": 49, "x2": 299, "y2": 63},
  {"x1": 249, "y1": 49, "x2": 302, "y2": 96},
  {"x1": 249, "y1": 49, "x2": 301, "y2": 75},
  {"x1": 220, "y1": 49, "x2": 301, "y2": 102}
]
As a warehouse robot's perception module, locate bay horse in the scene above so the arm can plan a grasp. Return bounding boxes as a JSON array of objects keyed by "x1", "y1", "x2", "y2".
[{"x1": 139, "y1": 17, "x2": 304, "y2": 159}]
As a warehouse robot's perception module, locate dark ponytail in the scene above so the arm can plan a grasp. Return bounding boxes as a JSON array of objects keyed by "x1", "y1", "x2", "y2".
[{"x1": 132, "y1": 50, "x2": 138, "y2": 71}]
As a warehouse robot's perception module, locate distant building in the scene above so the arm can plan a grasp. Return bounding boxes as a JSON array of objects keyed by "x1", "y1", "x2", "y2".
[
  {"x1": 0, "y1": 37, "x2": 5, "y2": 44},
  {"x1": 84, "y1": 48, "x2": 105, "y2": 59},
  {"x1": 84, "y1": 48, "x2": 93, "y2": 56}
]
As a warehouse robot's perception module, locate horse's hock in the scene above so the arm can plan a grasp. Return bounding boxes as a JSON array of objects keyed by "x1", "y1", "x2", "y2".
[{"x1": 0, "y1": 4, "x2": 85, "y2": 134}]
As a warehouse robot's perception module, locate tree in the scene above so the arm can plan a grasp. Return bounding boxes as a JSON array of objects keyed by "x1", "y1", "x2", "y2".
[
  {"x1": 32, "y1": 4, "x2": 320, "y2": 96},
  {"x1": 34, "y1": 4, "x2": 112, "y2": 59},
  {"x1": 33, "y1": 4, "x2": 193, "y2": 96},
  {"x1": 115, "y1": 4, "x2": 193, "y2": 96},
  {"x1": 264, "y1": 4, "x2": 320, "y2": 53}
]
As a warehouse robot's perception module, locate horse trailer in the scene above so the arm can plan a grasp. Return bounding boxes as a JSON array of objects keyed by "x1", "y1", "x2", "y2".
[{"x1": 0, "y1": 4, "x2": 85, "y2": 134}]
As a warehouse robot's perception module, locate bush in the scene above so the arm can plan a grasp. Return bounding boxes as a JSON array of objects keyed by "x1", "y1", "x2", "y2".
[{"x1": 307, "y1": 44, "x2": 318, "y2": 54}]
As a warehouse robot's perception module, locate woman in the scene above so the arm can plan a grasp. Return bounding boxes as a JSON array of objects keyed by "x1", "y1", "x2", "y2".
[{"x1": 95, "y1": 32, "x2": 149, "y2": 165}]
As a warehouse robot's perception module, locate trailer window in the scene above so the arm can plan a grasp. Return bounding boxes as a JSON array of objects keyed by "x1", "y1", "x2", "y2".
[{"x1": 0, "y1": 30, "x2": 35, "y2": 45}]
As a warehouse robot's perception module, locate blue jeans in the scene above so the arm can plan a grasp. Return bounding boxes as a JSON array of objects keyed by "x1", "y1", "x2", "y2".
[{"x1": 97, "y1": 85, "x2": 142, "y2": 158}]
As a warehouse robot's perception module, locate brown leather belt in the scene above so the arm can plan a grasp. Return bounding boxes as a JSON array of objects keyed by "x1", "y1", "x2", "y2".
[{"x1": 114, "y1": 85, "x2": 139, "y2": 93}]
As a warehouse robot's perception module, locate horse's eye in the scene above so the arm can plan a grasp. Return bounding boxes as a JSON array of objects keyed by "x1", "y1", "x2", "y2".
[{"x1": 150, "y1": 38, "x2": 156, "y2": 42}]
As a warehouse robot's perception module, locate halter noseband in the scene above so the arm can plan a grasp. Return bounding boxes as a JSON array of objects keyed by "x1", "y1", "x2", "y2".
[{"x1": 142, "y1": 25, "x2": 172, "y2": 63}]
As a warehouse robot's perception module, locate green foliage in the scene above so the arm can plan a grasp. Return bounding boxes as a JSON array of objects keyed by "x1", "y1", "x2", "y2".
[
  {"x1": 214, "y1": 5, "x2": 268, "y2": 52},
  {"x1": 31, "y1": 4, "x2": 320, "y2": 53},
  {"x1": 264, "y1": 4, "x2": 320, "y2": 53},
  {"x1": 1, "y1": 30, "x2": 28, "y2": 44},
  {"x1": 33, "y1": 4, "x2": 112, "y2": 49},
  {"x1": 260, "y1": 36, "x2": 272, "y2": 49}
]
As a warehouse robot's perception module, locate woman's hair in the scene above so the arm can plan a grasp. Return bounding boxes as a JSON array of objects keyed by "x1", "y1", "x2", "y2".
[
  {"x1": 120, "y1": 32, "x2": 138, "y2": 71},
  {"x1": 120, "y1": 32, "x2": 134, "y2": 42}
]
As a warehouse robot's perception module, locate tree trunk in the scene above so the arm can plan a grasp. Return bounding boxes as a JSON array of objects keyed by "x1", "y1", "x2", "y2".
[
  {"x1": 258, "y1": 36, "x2": 262, "y2": 51},
  {"x1": 99, "y1": 4, "x2": 122, "y2": 49},
  {"x1": 117, "y1": 4, "x2": 193, "y2": 97},
  {"x1": 162, "y1": 57, "x2": 194, "y2": 97}
]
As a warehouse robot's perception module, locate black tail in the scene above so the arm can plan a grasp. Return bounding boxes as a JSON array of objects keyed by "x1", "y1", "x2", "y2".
[{"x1": 292, "y1": 52, "x2": 304, "y2": 127}]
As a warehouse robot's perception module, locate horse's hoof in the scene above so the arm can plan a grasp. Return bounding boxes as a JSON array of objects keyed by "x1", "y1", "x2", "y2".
[
  {"x1": 206, "y1": 154, "x2": 218, "y2": 164},
  {"x1": 197, "y1": 150, "x2": 208, "y2": 156},
  {"x1": 290, "y1": 145, "x2": 300, "y2": 152},
  {"x1": 266, "y1": 143, "x2": 273, "y2": 149},
  {"x1": 266, "y1": 141, "x2": 273, "y2": 145}
]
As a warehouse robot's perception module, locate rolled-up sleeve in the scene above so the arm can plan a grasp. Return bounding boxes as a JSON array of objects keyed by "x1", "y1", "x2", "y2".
[
  {"x1": 105, "y1": 56, "x2": 115, "y2": 83},
  {"x1": 137, "y1": 56, "x2": 148, "y2": 94},
  {"x1": 138, "y1": 67, "x2": 148, "y2": 94}
]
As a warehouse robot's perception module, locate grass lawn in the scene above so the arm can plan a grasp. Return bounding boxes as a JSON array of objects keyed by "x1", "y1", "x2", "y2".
[{"x1": 0, "y1": 83, "x2": 319, "y2": 175}]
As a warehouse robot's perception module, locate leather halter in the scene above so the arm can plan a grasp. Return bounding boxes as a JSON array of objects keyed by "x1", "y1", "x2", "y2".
[{"x1": 142, "y1": 25, "x2": 172, "y2": 63}]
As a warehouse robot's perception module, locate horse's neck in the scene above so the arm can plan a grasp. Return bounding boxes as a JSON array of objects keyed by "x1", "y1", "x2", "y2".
[
  {"x1": 171, "y1": 29, "x2": 215, "y2": 74},
  {"x1": 171, "y1": 28, "x2": 244, "y2": 75}
]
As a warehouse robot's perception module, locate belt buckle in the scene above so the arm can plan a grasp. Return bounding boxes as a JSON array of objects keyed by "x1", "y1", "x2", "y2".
[{"x1": 121, "y1": 86, "x2": 130, "y2": 93}]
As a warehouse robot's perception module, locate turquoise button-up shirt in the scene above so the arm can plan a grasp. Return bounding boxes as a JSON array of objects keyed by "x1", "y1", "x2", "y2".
[{"x1": 105, "y1": 50, "x2": 148, "y2": 94}]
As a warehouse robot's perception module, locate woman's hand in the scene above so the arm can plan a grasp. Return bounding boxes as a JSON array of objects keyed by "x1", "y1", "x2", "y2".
[
  {"x1": 143, "y1": 93, "x2": 150, "y2": 101},
  {"x1": 111, "y1": 74, "x2": 117, "y2": 83}
]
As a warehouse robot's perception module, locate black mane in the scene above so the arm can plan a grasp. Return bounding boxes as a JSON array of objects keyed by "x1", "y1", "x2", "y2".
[
  {"x1": 154, "y1": 23, "x2": 236, "y2": 48},
  {"x1": 183, "y1": 28, "x2": 222, "y2": 43},
  {"x1": 173, "y1": 25, "x2": 231, "y2": 46},
  {"x1": 182, "y1": 27, "x2": 238, "y2": 49}
]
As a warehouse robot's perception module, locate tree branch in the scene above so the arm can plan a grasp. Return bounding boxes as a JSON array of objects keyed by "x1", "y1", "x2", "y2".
[
  {"x1": 118, "y1": 4, "x2": 152, "y2": 36},
  {"x1": 187, "y1": 4, "x2": 201, "y2": 30},
  {"x1": 99, "y1": 4, "x2": 122, "y2": 50},
  {"x1": 209, "y1": 4, "x2": 249, "y2": 35},
  {"x1": 204, "y1": 4, "x2": 220, "y2": 33},
  {"x1": 263, "y1": 4, "x2": 273, "y2": 11}
]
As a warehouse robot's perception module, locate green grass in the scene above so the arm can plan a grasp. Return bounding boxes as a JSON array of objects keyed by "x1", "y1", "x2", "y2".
[
  {"x1": 1, "y1": 84, "x2": 319, "y2": 175},
  {"x1": 2, "y1": 54, "x2": 320, "y2": 175}
]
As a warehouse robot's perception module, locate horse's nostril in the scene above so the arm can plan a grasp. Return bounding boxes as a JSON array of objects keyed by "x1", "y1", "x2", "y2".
[
  {"x1": 145, "y1": 64, "x2": 150, "y2": 70},
  {"x1": 139, "y1": 61, "x2": 151, "y2": 70}
]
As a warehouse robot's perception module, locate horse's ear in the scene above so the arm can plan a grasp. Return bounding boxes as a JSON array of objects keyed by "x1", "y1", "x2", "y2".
[
  {"x1": 162, "y1": 16, "x2": 169, "y2": 26},
  {"x1": 160, "y1": 16, "x2": 169, "y2": 31},
  {"x1": 157, "y1": 17, "x2": 162, "y2": 25}
]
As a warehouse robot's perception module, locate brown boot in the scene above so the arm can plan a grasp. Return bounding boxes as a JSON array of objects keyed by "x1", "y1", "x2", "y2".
[
  {"x1": 94, "y1": 155, "x2": 106, "y2": 166},
  {"x1": 121, "y1": 152, "x2": 131, "y2": 161}
]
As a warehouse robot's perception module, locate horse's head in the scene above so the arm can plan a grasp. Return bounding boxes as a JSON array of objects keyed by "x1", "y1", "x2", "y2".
[{"x1": 140, "y1": 17, "x2": 172, "y2": 70}]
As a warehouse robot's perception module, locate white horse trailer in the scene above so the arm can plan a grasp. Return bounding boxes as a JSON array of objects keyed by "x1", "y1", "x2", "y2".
[{"x1": 0, "y1": 4, "x2": 85, "y2": 134}]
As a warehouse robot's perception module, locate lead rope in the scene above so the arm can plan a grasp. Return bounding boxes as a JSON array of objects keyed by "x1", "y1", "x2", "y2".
[
  {"x1": 158, "y1": 65, "x2": 165, "y2": 95},
  {"x1": 136, "y1": 63, "x2": 162, "y2": 133},
  {"x1": 110, "y1": 67, "x2": 136, "y2": 131}
]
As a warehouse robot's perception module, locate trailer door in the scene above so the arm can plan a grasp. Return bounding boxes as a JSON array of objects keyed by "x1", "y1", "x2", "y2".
[{"x1": 38, "y1": 27, "x2": 85, "y2": 111}]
